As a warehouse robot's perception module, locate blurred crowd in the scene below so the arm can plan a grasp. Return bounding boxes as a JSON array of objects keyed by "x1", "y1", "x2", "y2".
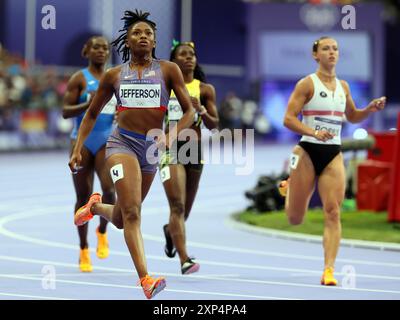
[
  {"x1": 0, "y1": 43, "x2": 74, "y2": 149},
  {"x1": 0, "y1": 43, "x2": 272, "y2": 150},
  {"x1": 218, "y1": 91, "x2": 271, "y2": 139}
]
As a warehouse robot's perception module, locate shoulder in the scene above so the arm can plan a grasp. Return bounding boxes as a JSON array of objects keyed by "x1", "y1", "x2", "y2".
[
  {"x1": 103, "y1": 65, "x2": 122, "y2": 82},
  {"x1": 68, "y1": 70, "x2": 85, "y2": 85},
  {"x1": 105, "y1": 65, "x2": 122, "y2": 76},
  {"x1": 200, "y1": 82, "x2": 215, "y2": 95},
  {"x1": 159, "y1": 60, "x2": 179, "y2": 71},
  {"x1": 159, "y1": 60, "x2": 182, "y2": 83},
  {"x1": 294, "y1": 76, "x2": 313, "y2": 93},
  {"x1": 339, "y1": 79, "x2": 350, "y2": 94}
]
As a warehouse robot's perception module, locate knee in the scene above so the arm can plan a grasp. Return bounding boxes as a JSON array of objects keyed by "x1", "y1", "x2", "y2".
[
  {"x1": 324, "y1": 203, "x2": 341, "y2": 224},
  {"x1": 169, "y1": 198, "x2": 185, "y2": 217},
  {"x1": 286, "y1": 207, "x2": 304, "y2": 225},
  {"x1": 288, "y1": 215, "x2": 303, "y2": 226},
  {"x1": 121, "y1": 204, "x2": 141, "y2": 224}
]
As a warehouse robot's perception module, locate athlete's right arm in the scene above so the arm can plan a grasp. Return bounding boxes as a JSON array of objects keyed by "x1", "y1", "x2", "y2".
[
  {"x1": 283, "y1": 78, "x2": 333, "y2": 142},
  {"x1": 62, "y1": 72, "x2": 92, "y2": 119},
  {"x1": 68, "y1": 68, "x2": 116, "y2": 172}
]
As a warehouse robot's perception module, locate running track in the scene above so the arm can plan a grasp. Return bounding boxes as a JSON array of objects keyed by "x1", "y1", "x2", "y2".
[{"x1": 0, "y1": 144, "x2": 399, "y2": 300}]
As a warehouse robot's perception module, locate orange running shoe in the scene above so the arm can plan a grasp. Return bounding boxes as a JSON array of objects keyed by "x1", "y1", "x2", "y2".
[
  {"x1": 278, "y1": 179, "x2": 290, "y2": 197},
  {"x1": 139, "y1": 275, "x2": 166, "y2": 299},
  {"x1": 321, "y1": 267, "x2": 338, "y2": 286},
  {"x1": 96, "y1": 227, "x2": 109, "y2": 259},
  {"x1": 79, "y1": 248, "x2": 93, "y2": 272},
  {"x1": 74, "y1": 193, "x2": 102, "y2": 226}
]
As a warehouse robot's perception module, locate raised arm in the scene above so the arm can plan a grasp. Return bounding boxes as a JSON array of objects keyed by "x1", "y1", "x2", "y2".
[
  {"x1": 62, "y1": 71, "x2": 92, "y2": 119},
  {"x1": 68, "y1": 68, "x2": 116, "y2": 172},
  {"x1": 342, "y1": 80, "x2": 386, "y2": 123},
  {"x1": 283, "y1": 77, "x2": 333, "y2": 142}
]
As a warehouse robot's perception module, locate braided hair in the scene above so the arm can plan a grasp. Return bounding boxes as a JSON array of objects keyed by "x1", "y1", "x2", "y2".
[
  {"x1": 170, "y1": 40, "x2": 206, "y2": 83},
  {"x1": 111, "y1": 9, "x2": 157, "y2": 62}
]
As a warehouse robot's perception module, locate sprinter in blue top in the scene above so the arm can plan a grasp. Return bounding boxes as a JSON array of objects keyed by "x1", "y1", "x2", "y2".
[{"x1": 63, "y1": 36, "x2": 117, "y2": 273}]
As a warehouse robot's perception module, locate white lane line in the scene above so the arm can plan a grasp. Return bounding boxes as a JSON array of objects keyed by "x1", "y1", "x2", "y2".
[
  {"x1": 193, "y1": 259, "x2": 400, "y2": 282},
  {"x1": 1, "y1": 255, "x2": 399, "y2": 296},
  {"x1": 0, "y1": 272, "x2": 240, "y2": 278},
  {"x1": 227, "y1": 218, "x2": 400, "y2": 252},
  {"x1": 2, "y1": 208, "x2": 400, "y2": 276},
  {"x1": 0, "y1": 292, "x2": 72, "y2": 300},
  {"x1": 142, "y1": 232, "x2": 400, "y2": 268},
  {"x1": 0, "y1": 180, "x2": 247, "y2": 203},
  {"x1": 0, "y1": 274, "x2": 298, "y2": 300}
]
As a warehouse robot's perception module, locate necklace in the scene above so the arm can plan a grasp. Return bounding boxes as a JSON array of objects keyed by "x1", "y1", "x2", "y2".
[
  {"x1": 130, "y1": 56, "x2": 152, "y2": 67},
  {"x1": 317, "y1": 70, "x2": 336, "y2": 81}
]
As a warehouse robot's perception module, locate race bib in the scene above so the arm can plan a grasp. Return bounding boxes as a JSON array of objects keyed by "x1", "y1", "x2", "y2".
[
  {"x1": 110, "y1": 164, "x2": 124, "y2": 184},
  {"x1": 314, "y1": 117, "x2": 342, "y2": 137},
  {"x1": 160, "y1": 166, "x2": 171, "y2": 183},
  {"x1": 119, "y1": 83, "x2": 161, "y2": 108},
  {"x1": 101, "y1": 95, "x2": 117, "y2": 114},
  {"x1": 168, "y1": 98, "x2": 183, "y2": 121},
  {"x1": 290, "y1": 153, "x2": 299, "y2": 170}
]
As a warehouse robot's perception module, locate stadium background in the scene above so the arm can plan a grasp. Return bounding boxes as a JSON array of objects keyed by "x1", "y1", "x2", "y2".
[{"x1": 1, "y1": 0, "x2": 399, "y2": 150}]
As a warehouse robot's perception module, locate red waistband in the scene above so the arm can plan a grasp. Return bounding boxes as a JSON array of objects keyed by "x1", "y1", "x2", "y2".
[
  {"x1": 117, "y1": 105, "x2": 167, "y2": 112},
  {"x1": 302, "y1": 110, "x2": 344, "y2": 117}
]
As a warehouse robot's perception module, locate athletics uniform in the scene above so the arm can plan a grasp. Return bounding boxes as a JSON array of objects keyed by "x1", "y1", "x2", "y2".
[
  {"x1": 105, "y1": 60, "x2": 169, "y2": 173},
  {"x1": 70, "y1": 68, "x2": 117, "y2": 155},
  {"x1": 161, "y1": 79, "x2": 204, "y2": 172},
  {"x1": 298, "y1": 73, "x2": 346, "y2": 175}
]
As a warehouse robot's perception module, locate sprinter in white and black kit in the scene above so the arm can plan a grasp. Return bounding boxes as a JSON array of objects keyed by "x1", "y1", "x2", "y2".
[{"x1": 280, "y1": 36, "x2": 386, "y2": 286}]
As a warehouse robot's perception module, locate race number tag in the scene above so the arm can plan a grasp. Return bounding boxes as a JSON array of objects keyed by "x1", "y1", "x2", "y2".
[
  {"x1": 101, "y1": 95, "x2": 117, "y2": 115},
  {"x1": 290, "y1": 153, "x2": 299, "y2": 170},
  {"x1": 110, "y1": 164, "x2": 124, "y2": 184},
  {"x1": 168, "y1": 98, "x2": 183, "y2": 121},
  {"x1": 119, "y1": 83, "x2": 161, "y2": 108},
  {"x1": 314, "y1": 117, "x2": 342, "y2": 137},
  {"x1": 160, "y1": 166, "x2": 171, "y2": 183}
]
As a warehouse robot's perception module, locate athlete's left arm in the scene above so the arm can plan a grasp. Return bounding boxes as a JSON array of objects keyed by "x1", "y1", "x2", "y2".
[
  {"x1": 342, "y1": 80, "x2": 386, "y2": 123},
  {"x1": 198, "y1": 83, "x2": 219, "y2": 130}
]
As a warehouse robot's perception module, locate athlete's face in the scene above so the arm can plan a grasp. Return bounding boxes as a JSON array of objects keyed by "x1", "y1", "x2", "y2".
[
  {"x1": 173, "y1": 45, "x2": 197, "y2": 74},
  {"x1": 126, "y1": 22, "x2": 156, "y2": 54},
  {"x1": 88, "y1": 37, "x2": 110, "y2": 64},
  {"x1": 313, "y1": 38, "x2": 339, "y2": 66}
]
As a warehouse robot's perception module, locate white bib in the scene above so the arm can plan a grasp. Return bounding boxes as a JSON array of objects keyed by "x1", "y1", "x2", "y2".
[
  {"x1": 119, "y1": 83, "x2": 161, "y2": 108},
  {"x1": 314, "y1": 116, "x2": 342, "y2": 138},
  {"x1": 101, "y1": 95, "x2": 117, "y2": 114},
  {"x1": 167, "y1": 98, "x2": 183, "y2": 121}
]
